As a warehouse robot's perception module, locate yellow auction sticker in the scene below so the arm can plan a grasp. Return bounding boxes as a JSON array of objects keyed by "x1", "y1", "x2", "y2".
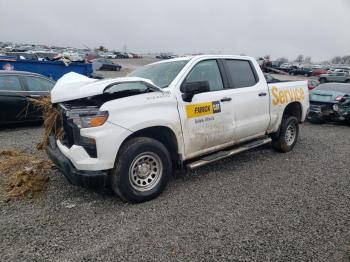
[{"x1": 186, "y1": 101, "x2": 221, "y2": 118}]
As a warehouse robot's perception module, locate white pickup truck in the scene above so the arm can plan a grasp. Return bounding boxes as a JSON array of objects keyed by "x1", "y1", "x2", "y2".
[{"x1": 47, "y1": 55, "x2": 309, "y2": 203}]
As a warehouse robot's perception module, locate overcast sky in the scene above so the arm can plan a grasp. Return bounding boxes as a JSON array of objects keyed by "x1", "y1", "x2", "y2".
[{"x1": 1, "y1": 0, "x2": 349, "y2": 61}]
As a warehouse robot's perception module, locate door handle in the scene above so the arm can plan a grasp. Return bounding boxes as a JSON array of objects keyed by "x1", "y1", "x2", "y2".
[
  {"x1": 220, "y1": 97, "x2": 232, "y2": 102},
  {"x1": 258, "y1": 92, "x2": 267, "y2": 97}
]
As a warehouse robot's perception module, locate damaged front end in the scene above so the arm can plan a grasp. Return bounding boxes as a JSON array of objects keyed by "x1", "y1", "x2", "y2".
[
  {"x1": 308, "y1": 95, "x2": 350, "y2": 123},
  {"x1": 46, "y1": 72, "x2": 162, "y2": 189}
]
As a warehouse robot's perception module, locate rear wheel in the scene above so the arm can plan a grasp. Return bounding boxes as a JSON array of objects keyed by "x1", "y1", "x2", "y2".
[
  {"x1": 272, "y1": 116, "x2": 299, "y2": 153},
  {"x1": 111, "y1": 137, "x2": 172, "y2": 203},
  {"x1": 345, "y1": 79, "x2": 350, "y2": 83}
]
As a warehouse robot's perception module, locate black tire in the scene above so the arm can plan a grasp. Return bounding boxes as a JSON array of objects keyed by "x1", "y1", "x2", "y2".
[
  {"x1": 319, "y1": 78, "x2": 327, "y2": 84},
  {"x1": 345, "y1": 79, "x2": 350, "y2": 83},
  {"x1": 272, "y1": 116, "x2": 299, "y2": 153},
  {"x1": 111, "y1": 137, "x2": 172, "y2": 203}
]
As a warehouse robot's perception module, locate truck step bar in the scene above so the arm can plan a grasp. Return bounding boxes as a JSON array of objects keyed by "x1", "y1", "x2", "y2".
[{"x1": 186, "y1": 137, "x2": 272, "y2": 170}]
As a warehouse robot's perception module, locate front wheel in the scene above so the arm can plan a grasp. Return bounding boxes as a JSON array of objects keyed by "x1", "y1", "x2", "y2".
[
  {"x1": 111, "y1": 137, "x2": 172, "y2": 203},
  {"x1": 271, "y1": 116, "x2": 299, "y2": 153}
]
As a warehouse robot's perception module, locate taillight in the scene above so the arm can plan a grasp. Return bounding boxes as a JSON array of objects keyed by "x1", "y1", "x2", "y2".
[
  {"x1": 308, "y1": 84, "x2": 315, "y2": 90},
  {"x1": 335, "y1": 96, "x2": 343, "y2": 101}
]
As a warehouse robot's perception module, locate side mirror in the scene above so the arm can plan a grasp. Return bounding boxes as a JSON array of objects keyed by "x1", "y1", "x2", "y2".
[{"x1": 181, "y1": 81, "x2": 210, "y2": 102}]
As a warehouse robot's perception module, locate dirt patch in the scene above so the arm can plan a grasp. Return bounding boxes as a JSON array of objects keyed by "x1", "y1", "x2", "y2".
[{"x1": 0, "y1": 149, "x2": 52, "y2": 200}]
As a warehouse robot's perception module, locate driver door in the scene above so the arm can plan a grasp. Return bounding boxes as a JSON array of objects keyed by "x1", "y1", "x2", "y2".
[{"x1": 177, "y1": 59, "x2": 236, "y2": 159}]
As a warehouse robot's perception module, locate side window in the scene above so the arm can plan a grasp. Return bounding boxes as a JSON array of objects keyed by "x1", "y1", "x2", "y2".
[
  {"x1": 23, "y1": 76, "x2": 54, "y2": 91},
  {"x1": 225, "y1": 60, "x2": 257, "y2": 88},
  {"x1": 186, "y1": 60, "x2": 224, "y2": 91},
  {"x1": 0, "y1": 75, "x2": 22, "y2": 91}
]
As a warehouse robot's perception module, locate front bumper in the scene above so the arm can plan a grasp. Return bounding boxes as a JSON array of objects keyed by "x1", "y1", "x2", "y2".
[
  {"x1": 308, "y1": 103, "x2": 350, "y2": 121},
  {"x1": 47, "y1": 136, "x2": 109, "y2": 189}
]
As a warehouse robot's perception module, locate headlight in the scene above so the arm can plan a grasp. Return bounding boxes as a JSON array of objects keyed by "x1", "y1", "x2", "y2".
[
  {"x1": 333, "y1": 104, "x2": 339, "y2": 112},
  {"x1": 79, "y1": 111, "x2": 109, "y2": 128},
  {"x1": 70, "y1": 110, "x2": 109, "y2": 128}
]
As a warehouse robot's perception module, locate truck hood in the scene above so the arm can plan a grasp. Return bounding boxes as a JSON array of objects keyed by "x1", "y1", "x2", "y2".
[{"x1": 51, "y1": 72, "x2": 162, "y2": 103}]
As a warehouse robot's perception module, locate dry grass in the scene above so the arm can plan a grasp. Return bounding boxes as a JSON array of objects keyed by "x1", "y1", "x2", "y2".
[
  {"x1": 0, "y1": 149, "x2": 52, "y2": 199},
  {"x1": 0, "y1": 98, "x2": 63, "y2": 200},
  {"x1": 28, "y1": 96, "x2": 63, "y2": 150}
]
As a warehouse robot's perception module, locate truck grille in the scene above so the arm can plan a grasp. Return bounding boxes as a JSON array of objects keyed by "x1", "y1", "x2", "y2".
[{"x1": 59, "y1": 104, "x2": 97, "y2": 158}]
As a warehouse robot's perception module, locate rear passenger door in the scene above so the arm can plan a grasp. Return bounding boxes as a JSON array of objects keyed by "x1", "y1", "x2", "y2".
[
  {"x1": 0, "y1": 75, "x2": 28, "y2": 123},
  {"x1": 223, "y1": 59, "x2": 270, "y2": 142}
]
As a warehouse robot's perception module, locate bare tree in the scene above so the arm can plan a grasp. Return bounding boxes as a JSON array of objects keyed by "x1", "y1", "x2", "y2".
[
  {"x1": 295, "y1": 55, "x2": 304, "y2": 63},
  {"x1": 304, "y1": 57, "x2": 312, "y2": 64},
  {"x1": 263, "y1": 55, "x2": 271, "y2": 60},
  {"x1": 331, "y1": 56, "x2": 342, "y2": 64},
  {"x1": 276, "y1": 57, "x2": 288, "y2": 63}
]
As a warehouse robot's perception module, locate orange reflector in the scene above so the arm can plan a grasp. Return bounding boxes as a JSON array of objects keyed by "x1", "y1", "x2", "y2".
[{"x1": 90, "y1": 116, "x2": 108, "y2": 127}]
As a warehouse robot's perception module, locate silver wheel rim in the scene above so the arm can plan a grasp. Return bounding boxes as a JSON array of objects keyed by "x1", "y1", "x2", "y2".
[
  {"x1": 285, "y1": 123, "x2": 297, "y2": 146},
  {"x1": 129, "y1": 152, "x2": 163, "y2": 191}
]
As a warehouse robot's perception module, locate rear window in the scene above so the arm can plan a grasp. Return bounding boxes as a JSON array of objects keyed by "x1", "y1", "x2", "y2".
[
  {"x1": 225, "y1": 60, "x2": 257, "y2": 88},
  {"x1": 0, "y1": 75, "x2": 22, "y2": 91},
  {"x1": 315, "y1": 83, "x2": 350, "y2": 93}
]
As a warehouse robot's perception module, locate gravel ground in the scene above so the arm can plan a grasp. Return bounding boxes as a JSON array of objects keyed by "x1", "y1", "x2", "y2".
[{"x1": 0, "y1": 122, "x2": 349, "y2": 261}]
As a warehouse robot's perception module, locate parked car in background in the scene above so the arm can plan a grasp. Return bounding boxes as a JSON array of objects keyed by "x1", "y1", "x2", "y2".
[
  {"x1": 308, "y1": 83, "x2": 350, "y2": 124},
  {"x1": 279, "y1": 63, "x2": 298, "y2": 73},
  {"x1": 114, "y1": 52, "x2": 129, "y2": 59},
  {"x1": 130, "y1": 53, "x2": 142, "y2": 58},
  {"x1": 333, "y1": 69, "x2": 350, "y2": 73},
  {"x1": 264, "y1": 73, "x2": 281, "y2": 83},
  {"x1": 289, "y1": 67, "x2": 313, "y2": 77},
  {"x1": 35, "y1": 52, "x2": 58, "y2": 61},
  {"x1": 6, "y1": 52, "x2": 38, "y2": 60},
  {"x1": 312, "y1": 68, "x2": 329, "y2": 76},
  {"x1": 308, "y1": 79, "x2": 320, "y2": 90},
  {"x1": 0, "y1": 70, "x2": 55, "y2": 125},
  {"x1": 319, "y1": 71, "x2": 350, "y2": 83},
  {"x1": 91, "y1": 58, "x2": 122, "y2": 71},
  {"x1": 100, "y1": 52, "x2": 116, "y2": 59},
  {"x1": 85, "y1": 52, "x2": 100, "y2": 62},
  {"x1": 156, "y1": 54, "x2": 175, "y2": 59}
]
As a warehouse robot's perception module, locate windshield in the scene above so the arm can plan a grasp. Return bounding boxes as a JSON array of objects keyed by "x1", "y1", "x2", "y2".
[
  {"x1": 129, "y1": 60, "x2": 189, "y2": 88},
  {"x1": 315, "y1": 83, "x2": 350, "y2": 93}
]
